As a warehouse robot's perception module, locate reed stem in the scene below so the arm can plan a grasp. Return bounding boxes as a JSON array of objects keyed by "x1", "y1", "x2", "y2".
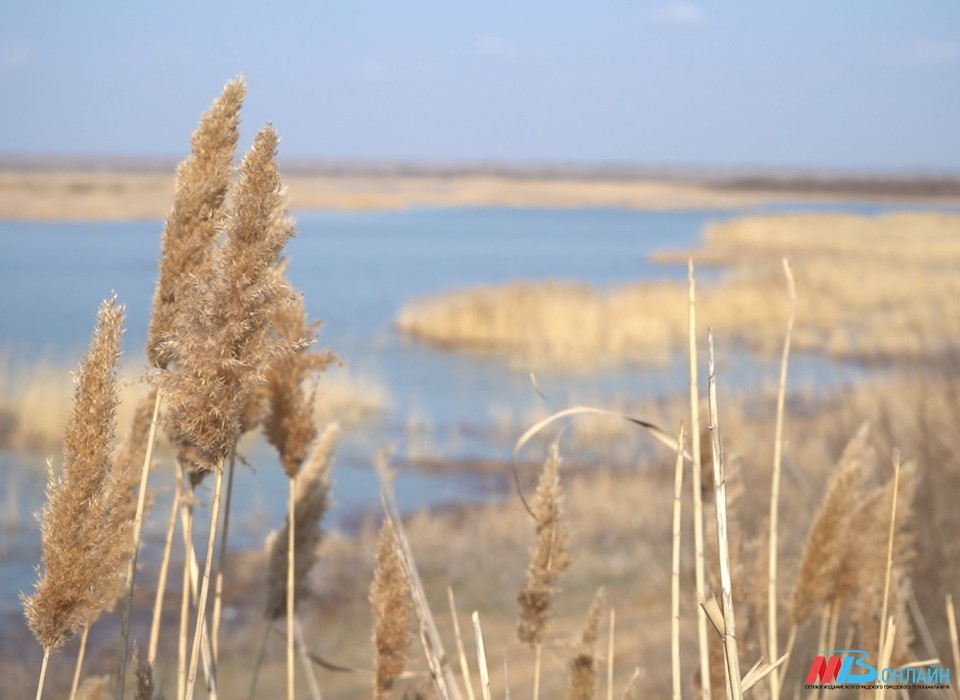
[
  {"x1": 185, "y1": 459, "x2": 226, "y2": 700},
  {"x1": 707, "y1": 329, "x2": 743, "y2": 700},
  {"x1": 69, "y1": 627, "x2": 90, "y2": 700},
  {"x1": 769, "y1": 259, "x2": 795, "y2": 700},
  {"x1": 671, "y1": 423, "x2": 686, "y2": 700},
  {"x1": 448, "y1": 587, "x2": 477, "y2": 700},
  {"x1": 36, "y1": 649, "x2": 50, "y2": 700},
  {"x1": 115, "y1": 389, "x2": 162, "y2": 700},
  {"x1": 473, "y1": 612, "x2": 492, "y2": 700},
  {"x1": 688, "y1": 259, "x2": 712, "y2": 700},
  {"x1": 149, "y1": 484, "x2": 181, "y2": 665},
  {"x1": 287, "y1": 475, "x2": 296, "y2": 700},
  {"x1": 211, "y1": 449, "x2": 238, "y2": 666}
]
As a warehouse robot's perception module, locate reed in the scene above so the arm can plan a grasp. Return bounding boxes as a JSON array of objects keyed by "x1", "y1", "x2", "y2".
[
  {"x1": 260, "y1": 268, "x2": 336, "y2": 700},
  {"x1": 22, "y1": 298, "x2": 128, "y2": 700},
  {"x1": 146, "y1": 77, "x2": 244, "y2": 370},
  {"x1": 371, "y1": 519, "x2": 414, "y2": 700},
  {"x1": 517, "y1": 443, "x2": 572, "y2": 700}
]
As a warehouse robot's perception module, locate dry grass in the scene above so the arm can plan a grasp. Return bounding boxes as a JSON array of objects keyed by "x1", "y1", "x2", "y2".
[
  {"x1": 0, "y1": 356, "x2": 387, "y2": 457},
  {"x1": 397, "y1": 212, "x2": 960, "y2": 367}
]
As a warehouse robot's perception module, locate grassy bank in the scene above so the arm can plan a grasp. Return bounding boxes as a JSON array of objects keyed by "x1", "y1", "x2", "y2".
[{"x1": 397, "y1": 212, "x2": 960, "y2": 368}]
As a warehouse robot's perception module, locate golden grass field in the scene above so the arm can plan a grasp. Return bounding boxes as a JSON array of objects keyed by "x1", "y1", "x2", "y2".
[{"x1": 398, "y1": 212, "x2": 960, "y2": 368}]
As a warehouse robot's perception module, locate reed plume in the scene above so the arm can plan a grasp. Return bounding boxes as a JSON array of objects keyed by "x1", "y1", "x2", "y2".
[
  {"x1": 158, "y1": 124, "x2": 299, "y2": 473},
  {"x1": 264, "y1": 278, "x2": 337, "y2": 477},
  {"x1": 518, "y1": 443, "x2": 572, "y2": 700},
  {"x1": 147, "y1": 77, "x2": 244, "y2": 369},
  {"x1": 371, "y1": 518, "x2": 414, "y2": 700},
  {"x1": 842, "y1": 461, "x2": 917, "y2": 659},
  {"x1": 264, "y1": 423, "x2": 340, "y2": 620},
  {"x1": 567, "y1": 588, "x2": 606, "y2": 700},
  {"x1": 790, "y1": 422, "x2": 874, "y2": 628},
  {"x1": 158, "y1": 123, "x2": 301, "y2": 700},
  {"x1": 517, "y1": 443, "x2": 572, "y2": 646},
  {"x1": 22, "y1": 298, "x2": 128, "y2": 698}
]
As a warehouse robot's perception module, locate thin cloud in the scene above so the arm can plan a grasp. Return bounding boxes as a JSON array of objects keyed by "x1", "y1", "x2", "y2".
[
  {"x1": 880, "y1": 38, "x2": 960, "y2": 67},
  {"x1": 648, "y1": 2, "x2": 709, "y2": 26}
]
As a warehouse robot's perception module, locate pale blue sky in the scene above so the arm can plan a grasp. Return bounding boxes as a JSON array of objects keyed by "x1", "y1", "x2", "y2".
[{"x1": 1, "y1": 1, "x2": 958, "y2": 171}]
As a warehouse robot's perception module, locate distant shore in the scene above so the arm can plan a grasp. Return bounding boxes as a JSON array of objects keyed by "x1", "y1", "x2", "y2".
[{"x1": 2, "y1": 161, "x2": 960, "y2": 221}]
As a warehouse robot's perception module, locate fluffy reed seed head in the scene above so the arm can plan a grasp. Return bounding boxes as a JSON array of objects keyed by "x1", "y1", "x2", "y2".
[
  {"x1": 841, "y1": 460, "x2": 917, "y2": 654},
  {"x1": 147, "y1": 77, "x2": 245, "y2": 369},
  {"x1": 264, "y1": 275, "x2": 337, "y2": 478},
  {"x1": 22, "y1": 298, "x2": 130, "y2": 652},
  {"x1": 790, "y1": 422, "x2": 874, "y2": 628},
  {"x1": 159, "y1": 124, "x2": 301, "y2": 472},
  {"x1": 517, "y1": 443, "x2": 573, "y2": 647},
  {"x1": 264, "y1": 423, "x2": 340, "y2": 620},
  {"x1": 567, "y1": 588, "x2": 606, "y2": 700},
  {"x1": 371, "y1": 518, "x2": 414, "y2": 700}
]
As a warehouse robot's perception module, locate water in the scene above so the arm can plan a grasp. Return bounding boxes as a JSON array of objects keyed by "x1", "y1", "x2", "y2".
[{"x1": 0, "y1": 203, "x2": 920, "y2": 609}]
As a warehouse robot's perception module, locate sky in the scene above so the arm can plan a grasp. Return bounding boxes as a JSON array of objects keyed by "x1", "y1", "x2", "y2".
[{"x1": 1, "y1": 1, "x2": 958, "y2": 172}]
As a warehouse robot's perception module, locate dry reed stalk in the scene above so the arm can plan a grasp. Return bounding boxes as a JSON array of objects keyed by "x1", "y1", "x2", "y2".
[
  {"x1": 706, "y1": 329, "x2": 743, "y2": 700},
  {"x1": 567, "y1": 589, "x2": 605, "y2": 700},
  {"x1": 210, "y1": 449, "x2": 237, "y2": 666},
  {"x1": 148, "y1": 484, "x2": 181, "y2": 665},
  {"x1": 147, "y1": 77, "x2": 244, "y2": 369},
  {"x1": 606, "y1": 610, "x2": 614, "y2": 700},
  {"x1": 70, "y1": 627, "x2": 91, "y2": 700},
  {"x1": 790, "y1": 423, "x2": 874, "y2": 628},
  {"x1": 688, "y1": 260, "x2": 711, "y2": 700},
  {"x1": 839, "y1": 461, "x2": 917, "y2": 660},
  {"x1": 23, "y1": 299, "x2": 128, "y2": 700},
  {"x1": 260, "y1": 279, "x2": 335, "y2": 700},
  {"x1": 671, "y1": 423, "x2": 686, "y2": 700},
  {"x1": 184, "y1": 461, "x2": 225, "y2": 700},
  {"x1": 177, "y1": 496, "x2": 192, "y2": 700},
  {"x1": 517, "y1": 444, "x2": 572, "y2": 700},
  {"x1": 473, "y1": 612, "x2": 492, "y2": 700},
  {"x1": 448, "y1": 587, "x2": 477, "y2": 700},
  {"x1": 946, "y1": 595, "x2": 960, "y2": 700},
  {"x1": 371, "y1": 519, "x2": 414, "y2": 700},
  {"x1": 768, "y1": 258, "x2": 795, "y2": 700},
  {"x1": 116, "y1": 389, "x2": 161, "y2": 699},
  {"x1": 264, "y1": 424, "x2": 338, "y2": 619},
  {"x1": 877, "y1": 452, "x2": 902, "y2": 665}
]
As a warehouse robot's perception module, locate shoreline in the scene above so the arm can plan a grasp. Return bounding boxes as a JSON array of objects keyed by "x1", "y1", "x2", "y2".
[{"x1": 2, "y1": 168, "x2": 960, "y2": 222}]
